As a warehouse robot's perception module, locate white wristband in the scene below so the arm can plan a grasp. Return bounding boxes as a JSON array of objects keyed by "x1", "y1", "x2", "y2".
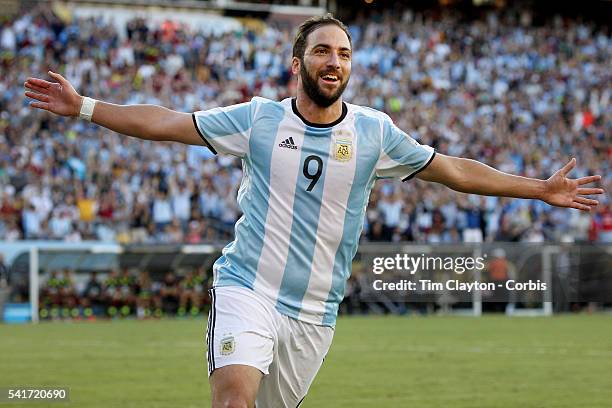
[{"x1": 79, "y1": 96, "x2": 97, "y2": 121}]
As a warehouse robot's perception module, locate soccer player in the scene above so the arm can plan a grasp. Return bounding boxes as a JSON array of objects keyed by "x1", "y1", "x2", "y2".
[{"x1": 24, "y1": 14, "x2": 603, "y2": 408}]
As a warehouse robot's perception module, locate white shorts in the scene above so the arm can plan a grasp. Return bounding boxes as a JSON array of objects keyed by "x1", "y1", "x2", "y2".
[{"x1": 206, "y1": 286, "x2": 334, "y2": 407}]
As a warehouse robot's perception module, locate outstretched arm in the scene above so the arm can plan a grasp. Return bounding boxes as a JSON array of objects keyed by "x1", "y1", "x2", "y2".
[
  {"x1": 24, "y1": 71, "x2": 204, "y2": 146},
  {"x1": 416, "y1": 154, "x2": 604, "y2": 212}
]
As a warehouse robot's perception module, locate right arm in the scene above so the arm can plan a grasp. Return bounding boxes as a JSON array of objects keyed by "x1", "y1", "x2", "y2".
[{"x1": 24, "y1": 71, "x2": 204, "y2": 146}]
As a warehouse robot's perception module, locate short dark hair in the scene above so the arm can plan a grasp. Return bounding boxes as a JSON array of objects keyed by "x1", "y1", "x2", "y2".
[{"x1": 292, "y1": 14, "x2": 352, "y2": 60}]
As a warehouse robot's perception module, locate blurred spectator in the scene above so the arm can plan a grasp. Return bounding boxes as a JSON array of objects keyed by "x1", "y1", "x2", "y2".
[
  {"x1": 153, "y1": 190, "x2": 173, "y2": 232},
  {"x1": 59, "y1": 269, "x2": 78, "y2": 316},
  {"x1": 81, "y1": 271, "x2": 104, "y2": 317},
  {"x1": 185, "y1": 220, "x2": 203, "y2": 244},
  {"x1": 462, "y1": 200, "x2": 485, "y2": 243},
  {"x1": 178, "y1": 270, "x2": 204, "y2": 316},
  {"x1": 0, "y1": 254, "x2": 8, "y2": 288},
  {"x1": 159, "y1": 272, "x2": 180, "y2": 314},
  {"x1": 378, "y1": 191, "x2": 403, "y2": 241},
  {"x1": 135, "y1": 270, "x2": 155, "y2": 319},
  {"x1": 484, "y1": 248, "x2": 517, "y2": 313},
  {"x1": 0, "y1": 254, "x2": 8, "y2": 320},
  {"x1": 118, "y1": 268, "x2": 137, "y2": 316},
  {"x1": 103, "y1": 269, "x2": 123, "y2": 317},
  {"x1": 591, "y1": 202, "x2": 612, "y2": 243},
  {"x1": 171, "y1": 181, "x2": 192, "y2": 229},
  {"x1": 40, "y1": 270, "x2": 63, "y2": 308}
]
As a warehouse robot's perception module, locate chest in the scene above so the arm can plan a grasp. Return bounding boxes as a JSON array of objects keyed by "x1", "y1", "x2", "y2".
[{"x1": 254, "y1": 124, "x2": 378, "y2": 195}]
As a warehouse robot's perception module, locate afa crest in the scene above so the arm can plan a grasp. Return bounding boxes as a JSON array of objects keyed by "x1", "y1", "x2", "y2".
[
  {"x1": 334, "y1": 139, "x2": 352, "y2": 162},
  {"x1": 220, "y1": 336, "x2": 235, "y2": 355}
]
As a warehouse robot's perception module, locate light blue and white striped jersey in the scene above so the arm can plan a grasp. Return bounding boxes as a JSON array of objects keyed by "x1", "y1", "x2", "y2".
[{"x1": 193, "y1": 97, "x2": 435, "y2": 326}]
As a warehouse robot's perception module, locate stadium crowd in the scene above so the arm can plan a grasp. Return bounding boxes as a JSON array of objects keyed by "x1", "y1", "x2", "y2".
[
  {"x1": 0, "y1": 4, "x2": 610, "y2": 246},
  {"x1": 38, "y1": 267, "x2": 210, "y2": 319}
]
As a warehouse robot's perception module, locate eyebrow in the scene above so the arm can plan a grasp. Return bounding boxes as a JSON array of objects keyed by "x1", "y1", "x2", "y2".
[{"x1": 310, "y1": 44, "x2": 352, "y2": 53}]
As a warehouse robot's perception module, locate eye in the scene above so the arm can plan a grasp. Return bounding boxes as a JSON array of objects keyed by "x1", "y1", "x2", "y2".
[{"x1": 314, "y1": 48, "x2": 328, "y2": 55}]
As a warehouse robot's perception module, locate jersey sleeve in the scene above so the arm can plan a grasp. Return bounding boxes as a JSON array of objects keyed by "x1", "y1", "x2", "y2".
[
  {"x1": 375, "y1": 115, "x2": 435, "y2": 180},
  {"x1": 192, "y1": 98, "x2": 260, "y2": 157}
]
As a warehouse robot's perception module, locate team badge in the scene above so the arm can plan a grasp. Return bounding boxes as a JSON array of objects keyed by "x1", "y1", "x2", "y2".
[
  {"x1": 334, "y1": 138, "x2": 352, "y2": 162},
  {"x1": 220, "y1": 336, "x2": 235, "y2": 355}
]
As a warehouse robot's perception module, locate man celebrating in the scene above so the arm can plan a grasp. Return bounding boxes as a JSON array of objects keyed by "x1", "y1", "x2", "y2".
[{"x1": 24, "y1": 14, "x2": 602, "y2": 408}]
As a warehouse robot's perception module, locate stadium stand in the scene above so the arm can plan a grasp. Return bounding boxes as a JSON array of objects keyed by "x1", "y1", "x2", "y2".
[{"x1": 1, "y1": 3, "x2": 608, "y2": 248}]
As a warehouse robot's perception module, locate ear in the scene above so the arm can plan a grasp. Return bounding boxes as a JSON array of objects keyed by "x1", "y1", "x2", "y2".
[{"x1": 291, "y1": 56, "x2": 301, "y2": 75}]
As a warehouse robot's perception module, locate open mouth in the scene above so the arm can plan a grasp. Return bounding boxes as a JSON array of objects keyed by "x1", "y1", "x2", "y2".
[{"x1": 320, "y1": 74, "x2": 340, "y2": 84}]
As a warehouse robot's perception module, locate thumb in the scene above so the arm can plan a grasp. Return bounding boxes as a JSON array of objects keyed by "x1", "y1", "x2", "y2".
[
  {"x1": 48, "y1": 70, "x2": 68, "y2": 86},
  {"x1": 559, "y1": 158, "x2": 576, "y2": 177}
]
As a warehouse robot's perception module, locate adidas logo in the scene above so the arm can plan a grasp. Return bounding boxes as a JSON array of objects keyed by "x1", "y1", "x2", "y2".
[{"x1": 278, "y1": 137, "x2": 298, "y2": 150}]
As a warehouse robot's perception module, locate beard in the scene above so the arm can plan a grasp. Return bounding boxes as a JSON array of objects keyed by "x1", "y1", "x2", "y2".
[{"x1": 300, "y1": 61, "x2": 349, "y2": 108}]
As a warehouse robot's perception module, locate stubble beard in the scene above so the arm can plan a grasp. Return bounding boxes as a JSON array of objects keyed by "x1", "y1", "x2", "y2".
[{"x1": 300, "y1": 61, "x2": 349, "y2": 108}]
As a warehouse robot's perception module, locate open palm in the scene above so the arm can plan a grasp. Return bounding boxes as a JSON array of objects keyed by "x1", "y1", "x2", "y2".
[
  {"x1": 24, "y1": 71, "x2": 81, "y2": 117},
  {"x1": 542, "y1": 158, "x2": 603, "y2": 212}
]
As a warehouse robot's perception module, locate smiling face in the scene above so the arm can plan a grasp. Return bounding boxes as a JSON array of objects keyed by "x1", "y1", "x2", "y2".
[{"x1": 293, "y1": 24, "x2": 352, "y2": 108}]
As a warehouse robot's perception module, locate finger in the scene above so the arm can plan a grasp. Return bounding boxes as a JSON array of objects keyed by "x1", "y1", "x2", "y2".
[
  {"x1": 24, "y1": 91, "x2": 49, "y2": 103},
  {"x1": 25, "y1": 77, "x2": 52, "y2": 88},
  {"x1": 577, "y1": 187, "x2": 605, "y2": 195},
  {"x1": 560, "y1": 158, "x2": 576, "y2": 176},
  {"x1": 25, "y1": 82, "x2": 50, "y2": 95},
  {"x1": 48, "y1": 71, "x2": 68, "y2": 86},
  {"x1": 577, "y1": 175, "x2": 602, "y2": 185},
  {"x1": 569, "y1": 202, "x2": 591, "y2": 212},
  {"x1": 24, "y1": 82, "x2": 49, "y2": 94},
  {"x1": 574, "y1": 197, "x2": 599, "y2": 206},
  {"x1": 29, "y1": 101, "x2": 50, "y2": 111}
]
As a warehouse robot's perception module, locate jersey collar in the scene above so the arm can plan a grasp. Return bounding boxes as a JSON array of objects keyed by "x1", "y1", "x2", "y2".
[{"x1": 291, "y1": 98, "x2": 348, "y2": 128}]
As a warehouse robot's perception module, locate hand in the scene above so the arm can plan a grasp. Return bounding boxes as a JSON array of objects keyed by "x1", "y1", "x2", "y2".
[
  {"x1": 541, "y1": 158, "x2": 604, "y2": 211},
  {"x1": 24, "y1": 71, "x2": 82, "y2": 117}
]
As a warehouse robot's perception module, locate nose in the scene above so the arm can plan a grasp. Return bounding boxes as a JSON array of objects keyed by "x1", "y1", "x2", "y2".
[{"x1": 327, "y1": 51, "x2": 341, "y2": 70}]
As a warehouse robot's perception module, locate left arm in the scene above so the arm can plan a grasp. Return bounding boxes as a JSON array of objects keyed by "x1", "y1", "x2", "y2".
[{"x1": 416, "y1": 154, "x2": 603, "y2": 212}]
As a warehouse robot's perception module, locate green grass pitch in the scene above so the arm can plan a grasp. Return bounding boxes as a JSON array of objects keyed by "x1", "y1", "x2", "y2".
[{"x1": 1, "y1": 315, "x2": 611, "y2": 407}]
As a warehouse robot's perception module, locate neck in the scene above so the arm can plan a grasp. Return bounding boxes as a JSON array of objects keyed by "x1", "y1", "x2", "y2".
[{"x1": 295, "y1": 86, "x2": 343, "y2": 125}]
